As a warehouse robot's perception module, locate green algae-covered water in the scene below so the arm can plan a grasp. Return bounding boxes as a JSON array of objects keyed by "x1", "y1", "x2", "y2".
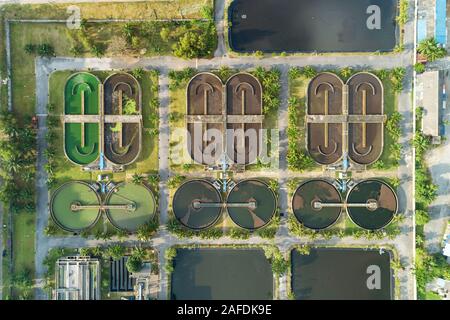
[
  {"x1": 51, "y1": 181, "x2": 101, "y2": 232},
  {"x1": 105, "y1": 183, "x2": 156, "y2": 232}
]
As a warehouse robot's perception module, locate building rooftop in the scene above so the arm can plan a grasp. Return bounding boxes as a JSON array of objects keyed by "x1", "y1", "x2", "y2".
[
  {"x1": 418, "y1": 71, "x2": 440, "y2": 138},
  {"x1": 54, "y1": 256, "x2": 100, "y2": 300}
]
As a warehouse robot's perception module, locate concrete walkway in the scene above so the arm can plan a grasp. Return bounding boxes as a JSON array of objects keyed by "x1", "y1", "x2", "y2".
[
  {"x1": 213, "y1": 0, "x2": 226, "y2": 57},
  {"x1": 424, "y1": 96, "x2": 450, "y2": 253}
]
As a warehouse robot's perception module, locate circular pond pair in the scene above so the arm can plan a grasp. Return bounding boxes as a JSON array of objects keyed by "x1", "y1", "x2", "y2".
[
  {"x1": 51, "y1": 181, "x2": 156, "y2": 233},
  {"x1": 172, "y1": 179, "x2": 277, "y2": 230},
  {"x1": 292, "y1": 179, "x2": 398, "y2": 230}
]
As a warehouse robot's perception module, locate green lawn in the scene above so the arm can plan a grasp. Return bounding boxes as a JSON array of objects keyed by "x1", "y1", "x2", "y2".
[
  {"x1": 288, "y1": 74, "x2": 308, "y2": 151},
  {"x1": 376, "y1": 79, "x2": 398, "y2": 169},
  {"x1": 2, "y1": 0, "x2": 211, "y2": 20},
  {"x1": 11, "y1": 212, "x2": 35, "y2": 299}
]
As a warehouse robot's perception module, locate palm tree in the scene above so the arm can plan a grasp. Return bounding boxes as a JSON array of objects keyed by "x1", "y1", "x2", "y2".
[
  {"x1": 106, "y1": 244, "x2": 125, "y2": 260},
  {"x1": 132, "y1": 173, "x2": 144, "y2": 184},
  {"x1": 302, "y1": 66, "x2": 317, "y2": 79},
  {"x1": 418, "y1": 38, "x2": 447, "y2": 61},
  {"x1": 340, "y1": 67, "x2": 353, "y2": 79}
]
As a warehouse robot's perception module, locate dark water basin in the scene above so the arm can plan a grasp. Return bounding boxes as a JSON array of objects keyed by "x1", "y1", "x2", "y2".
[{"x1": 229, "y1": 0, "x2": 398, "y2": 52}]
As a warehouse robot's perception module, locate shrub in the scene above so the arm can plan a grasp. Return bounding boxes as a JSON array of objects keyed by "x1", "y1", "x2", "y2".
[
  {"x1": 126, "y1": 255, "x2": 143, "y2": 273},
  {"x1": 136, "y1": 219, "x2": 159, "y2": 241},
  {"x1": 288, "y1": 67, "x2": 302, "y2": 81},
  {"x1": 414, "y1": 63, "x2": 426, "y2": 74},
  {"x1": 24, "y1": 44, "x2": 36, "y2": 54},
  {"x1": 37, "y1": 43, "x2": 55, "y2": 57},
  {"x1": 172, "y1": 26, "x2": 215, "y2": 59},
  {"x1": 131, "y1": 67, "x2": 145, "y2": 80},
  {"x1": 105, "y1": 244, "x2": 125, "y2": 260},
  {"x1": 301, "y1": 66, "x2": 317, "y2": 78}
]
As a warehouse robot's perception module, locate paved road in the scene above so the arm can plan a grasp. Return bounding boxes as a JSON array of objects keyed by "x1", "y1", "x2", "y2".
[
  {"x1": 424, "y1": 82, "x2": 450, "y2": 253},
  {"x1": 213, "y1": 0, "x2": 226, "y2": 57},
  {"x1": 34, "y1": 58, "x2": 51, "y2": 300}
]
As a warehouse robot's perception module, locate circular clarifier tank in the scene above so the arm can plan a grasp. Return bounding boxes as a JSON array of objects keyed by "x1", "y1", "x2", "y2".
[
  {"x1": 346, "y1": 180, "x2": 398, "y2": 230},
  {"x1": 292, "y1": 180, "x2": 342, "y2": 230},
  {"x1": 227, "y1": 179, "x2": 277, "y2": 230},
  {"x1": 50, "y1": 181, "x2": 101, "y2": 232},
  {"x1": 172, "y1": 179, "x2": 223, "y2": 230},
  {"x1": 105, "y1": 183, "x2": 156, "y2": 232}
]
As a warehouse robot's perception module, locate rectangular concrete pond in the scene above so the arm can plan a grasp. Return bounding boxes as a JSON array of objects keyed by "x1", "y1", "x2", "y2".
[
  {"x1": 229, "y1": 0, "x2": 398, "y2": 52},
  {"x1": 171, "y1": 248, "x2": 273, "y2": 300},
  {"x1": 291, "y1": 247, "x2": 393, "y2": 300}
]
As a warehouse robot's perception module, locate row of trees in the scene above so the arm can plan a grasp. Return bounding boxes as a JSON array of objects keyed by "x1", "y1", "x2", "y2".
[
  {"x1": 0, "y1": 112, "x2": 36, "y2": 214},
  {"x1": 287, "y1": 67, "x2": 318, "y2": 171},
  {"x1": 24, "y1": 43, "x2": 55, "y2": 57},
  {"x1": 45, "y1": 104, "x2": 59, "y2": 189},
  {"x1": 413, "y1": 108, "x2": 448, "y2": 299},
  {"x1": 167, "y1": 215, "x2": 281, "y2": 240},
  {"x1": 288, "y1": 215, "x2": 402, "y2": 241},
  {"x1": 252, "y1": 67, "x2": 281, "y2": 115}
]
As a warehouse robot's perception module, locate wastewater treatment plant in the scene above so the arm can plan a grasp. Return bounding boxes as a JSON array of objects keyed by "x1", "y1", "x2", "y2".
[{"x1": 2, "y1": 0, "x2": 442, "y2": 304}]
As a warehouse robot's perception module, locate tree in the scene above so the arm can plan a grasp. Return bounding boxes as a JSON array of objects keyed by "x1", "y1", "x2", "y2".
[
  {"x1": 24, "y1": 44, "x2": 36, "y2": 54},
  {"x1": 126, "y1": 254, "x2": 143, "y2": 273},
  {"x1": 132, "y1": 173, "x2": 144, "y2": 184},
  {"x1": 301, "y1": 66, "x2": 317, "y2": 78},
  {"x1": 70, "y1": 44, "x2": 83, "y2": 56},
  {"x1": 123, "y1": 98, "x2": 138, "y2": 115},
  {"x1": 417, "y1": 38, "x2": 447, "y2": 62},
  {"x1": 105, "y1": 244, "x2": 125, "y2": 260},
  {"x1": 117, "y1": 229, "x2": 128, "y2": 242},
  {"x1": 122, "y1": 23, "x2": 135, "y2": 43},
  {"x1": 200, "y1": 5, "x2": 214, "y2": 20},
  {"x1": 264, "y1": 246, "x2": 288, "y2": 275},
  {"x1": 37, "y1": 44, "x2": 55, "y2": 57},
  {"x1": 12, "y1": 269, "x2": 33, "y2": 293},
  {"x1": 376, "y1": 69, "x2": 389, "y2": 80},
  {"x1": 340, "y1": 67, "x2": 353, "y2": 79},
  {"x1": 91, "y1": 44, "x2": 105, "y2": 57},
  {"x1": 288, "y1": 67, "x2": 302, "y2": 81},
  {"x1": 131, "y1": 68, "x2": 144, "y2": 80},
  {"x1": 396, "y1": 0, "x2": 409, "y2": 26},
  {"x1": 136, "y1": 219, "x2": 159, "y2": 241},
  {"x1": 79, "y1": 247, "x2": 91, "y2": 256},
  {"x1": 414, "y1": 63, "x2": 426, "y2": 74},
  {"x1": 172, "y1": 31, "x2": 210, "y2": 59},
  {"x1": 160, "y1": 27, "x2": 170, "y2": 42},
  {"x1": 44, "y1": 224, "x2": 57, "y2": 236}
]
